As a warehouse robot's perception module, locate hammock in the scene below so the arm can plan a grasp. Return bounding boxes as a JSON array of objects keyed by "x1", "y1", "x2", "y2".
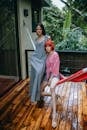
[{"x1": 55, "y1": 68, "x2": 87, "y2": 87}]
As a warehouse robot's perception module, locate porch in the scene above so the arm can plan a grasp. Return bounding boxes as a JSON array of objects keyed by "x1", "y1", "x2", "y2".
[
  {"x1": 0, "y1": 76, "x2": 19, "y2": 97},
  {"x1": 0, "y1": 78, "x2": 87, "y2": 130}
]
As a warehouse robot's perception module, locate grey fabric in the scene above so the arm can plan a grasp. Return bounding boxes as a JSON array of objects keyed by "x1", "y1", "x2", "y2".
[{"x1": 30, "y1": 35, "x2": 48, "y2": 102}]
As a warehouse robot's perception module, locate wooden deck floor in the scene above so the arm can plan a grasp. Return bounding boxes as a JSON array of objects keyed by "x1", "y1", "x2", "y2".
[
  {"x1": 0, "y1": 76, "x2": 18, "y2": 97},
  {"x1": 0, "y1": 79, "x2": 87, "y2": 130}
]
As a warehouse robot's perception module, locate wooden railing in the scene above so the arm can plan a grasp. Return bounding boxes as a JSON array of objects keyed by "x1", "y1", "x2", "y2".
[
  {"x1": 57, "y1": 50, "x2": 87, "y2": 75},
  {"x1": 25, "y1": 49, "x2": 87, "y2": 77}
]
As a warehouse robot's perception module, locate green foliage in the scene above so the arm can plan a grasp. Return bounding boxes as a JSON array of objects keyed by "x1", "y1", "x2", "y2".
[
  {"x1": 63, "y1": 10, "x2": 72, "y2": 39},
  {"x1": 56, "y1": 28, "x2": 87, "y2": 51},
  {"x1": 43, "y1": 6, "x2": 64, "y2": 44},
  {"x1": 43, "y1": 1, "x2": 87, "y2": 51},
  {"x1": 62, "y1": 0, "x2": 87, "y2": 35},
  {"x1": 73, "y1": 0, "x2": 87, "y2": 12}
]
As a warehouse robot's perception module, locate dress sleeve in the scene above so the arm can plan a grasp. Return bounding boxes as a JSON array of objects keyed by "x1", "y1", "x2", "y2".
[{"x1": 51, "y1": 53, "x2": 60, "y2": 77}]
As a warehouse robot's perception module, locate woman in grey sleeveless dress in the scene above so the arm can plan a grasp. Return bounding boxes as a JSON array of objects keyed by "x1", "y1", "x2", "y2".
[{"x1": 30, "y1": 23, "x2": 49, "y2": 103}]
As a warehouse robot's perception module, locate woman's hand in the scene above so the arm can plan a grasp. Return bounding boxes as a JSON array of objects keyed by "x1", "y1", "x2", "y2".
[{"x1": 47, "y1": 80, "x2": 51, "y2": 86}]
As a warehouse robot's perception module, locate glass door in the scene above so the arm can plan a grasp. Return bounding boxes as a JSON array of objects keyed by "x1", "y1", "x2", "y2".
[{"x1": 0, "y1": 0, "x2": 21, "y2": 80}]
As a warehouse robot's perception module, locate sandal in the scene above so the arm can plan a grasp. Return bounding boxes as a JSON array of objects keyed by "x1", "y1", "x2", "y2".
[{"x1": 52, "y1": 113, "x2": 58, "y2": 128}]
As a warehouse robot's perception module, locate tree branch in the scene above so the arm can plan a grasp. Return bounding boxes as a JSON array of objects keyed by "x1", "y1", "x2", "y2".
[{"x1": 60, "y1": 0, "x2": 82, "y2": 16}]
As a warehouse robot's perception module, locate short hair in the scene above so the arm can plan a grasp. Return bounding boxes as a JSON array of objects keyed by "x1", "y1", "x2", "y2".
[
  {"x1": 44, "y1": 40, "x2": 55, "y2": 50},
  {"x1": 36, "y1": 23, "x2": 46, "y2": 35}
]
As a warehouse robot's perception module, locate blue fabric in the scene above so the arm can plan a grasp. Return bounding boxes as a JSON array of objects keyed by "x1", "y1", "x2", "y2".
[{"x1": 30, "y1": 35, "x2": 48, "y2": 102}]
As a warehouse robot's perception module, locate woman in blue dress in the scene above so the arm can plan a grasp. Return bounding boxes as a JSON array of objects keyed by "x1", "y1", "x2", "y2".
[{"x1": 30, "y1": 23, "x2": 49, "y2": 104}]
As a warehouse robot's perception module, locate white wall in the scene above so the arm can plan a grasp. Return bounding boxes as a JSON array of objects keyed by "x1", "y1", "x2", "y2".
[{"x1": 17, "y1": 0, "x2": 36, "y2": 79}]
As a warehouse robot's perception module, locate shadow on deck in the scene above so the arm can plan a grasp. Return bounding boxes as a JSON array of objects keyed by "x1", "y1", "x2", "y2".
[
  {"x1": 0, "y1": 78, "x2": 87, "y2": 130},
  {"x1": 0, "y1": 76, "x2": 19, "y2": 97}
]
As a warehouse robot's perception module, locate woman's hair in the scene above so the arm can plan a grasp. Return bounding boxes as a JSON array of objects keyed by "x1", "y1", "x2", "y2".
[
  {"x1": 36, "y1": 23, "x2": 46, "y2": 35},
  {"x1": 44, "y1": 40, "x2": 55, "y2": 50}
]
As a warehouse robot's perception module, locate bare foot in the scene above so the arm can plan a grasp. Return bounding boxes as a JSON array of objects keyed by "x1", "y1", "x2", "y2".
[{"x1": 52, "y1": 113, "x2": 58, "y2": 128}]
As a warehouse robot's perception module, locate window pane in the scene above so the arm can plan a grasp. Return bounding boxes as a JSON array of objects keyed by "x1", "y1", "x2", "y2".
[{"x1": 32, "y1": 6, "x2": 41, "y2": 32}]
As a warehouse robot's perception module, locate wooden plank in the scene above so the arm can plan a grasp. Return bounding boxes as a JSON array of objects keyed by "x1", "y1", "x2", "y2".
[
  {"x1": 3, "y1": 123, "x2": 16, "y2": 130},
  {"x1": 0, "y1": 105, "x2": 12, "y2": 121},
  {"x1": 71, "y1": 82, "x2": 78, "y2": 130},
  {"x1": 12, "y1": 89, "x2": 27, "y2": 111},
  {"x1": 23, "y1": 105, "x2": 36, "y2": 126},
  {"x1": 65, "y1": 120, "x2": 71, "y2": 130},
  {"x1": 33, "y1": 110, "x2": 43, "y2": 130},
  {"x1": 63, "y1": 82, "x2": 73, "y2": 130},
  {"x1": 20, "y1": 127, "x2": 27, "y2": 130},
  {"x1": 81, "y1": 82, "x2": 87, "y2": 129},
  {"x1": 11, "y1": 97, "x2": 29, "y2": 121},
  {"x1": 13, "y1": 104, "x2": 32, "y2": 124},
  {"x1": 25, "y1": 120, "x2": 35, "y2": 130},
  {"x1": 0, "y1": 78, "x2": 29, "y2": 110},
  {"x1": 77, "y1": 82, "x2": 83, "y2": 130},
  {"x1": 0, "y1": 78, "x2": 87, "y2": 130},
  {"x1": 24, "y1": 98, "x2": 31, "y2": 107},
  {"x1": 82, "y1": 82, "x2": 87, "y2": 116},
  {"x1": 56, "y1": 82, "x2": 65, "y2": 111},
  {"x1": 0, "y1": 80, "x2": 23, "y2": 101},
  {"x1": 40, "y1": 107, "x2": 51, "y2": 128},
  {"x1": 58, "y1": 82, "x2": 71, "y2": 130},
  {"x1": 65, "y1": 82, "x2": 75, "y2": 130},
  {"x1": 56, "y1": 82, "x2": 69, "y2": 129},
  {"x1": 44, "y1": 118, "x2": 52, "y2": 130},
  {"x1": 14, "y1": 106, "x2": 30, "y2": 130}
]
